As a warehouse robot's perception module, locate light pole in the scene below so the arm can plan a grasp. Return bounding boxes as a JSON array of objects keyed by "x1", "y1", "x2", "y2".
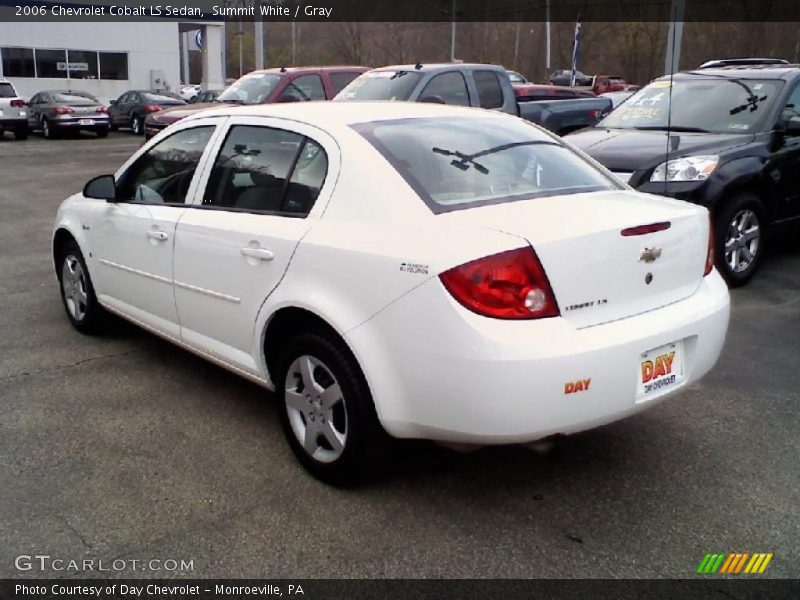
[{"x1": 449, "y1": 0, "x2": 457, "y2": 63}]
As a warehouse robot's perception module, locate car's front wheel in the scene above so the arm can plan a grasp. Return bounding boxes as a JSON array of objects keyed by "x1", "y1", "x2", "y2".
[
  {"x1": 58, "y1": 241, "x2": 104, "y2": 334},
  {"x1": 715, "y1": 192, "x2": 765, "y2": 287},
  {"x1": 130, "y1": 115, "x2": 143, "y2": 135},
  {"x1": 277, "y1": 332, "x2": 388, "y2": 485}
]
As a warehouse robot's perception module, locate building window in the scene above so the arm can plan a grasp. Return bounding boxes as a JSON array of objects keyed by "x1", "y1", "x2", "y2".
[
  {"x1": 66, "y1": 50, "x2": 99, "y2": 79},
  {"x1": 1, "y1": 47, "x2": 35, "y2": 77},
  {"x1": 35, "y1": 48, "x2": 67, "y2": 79},
  {"x1": 99, "y1": 52, "x2": 128, "y2": 80}
]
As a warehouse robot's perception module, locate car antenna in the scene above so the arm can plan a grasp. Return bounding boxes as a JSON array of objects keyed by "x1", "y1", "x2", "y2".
[
  {"x1": 414, "y1": 63, "x2": 423, "y2": 70},
  {"x1": 280, "y1": 66, "x2": 287, "y2": 73}
]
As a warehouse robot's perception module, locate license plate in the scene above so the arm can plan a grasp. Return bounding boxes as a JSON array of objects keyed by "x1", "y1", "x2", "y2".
[
  {"x1": 636, "y1": 340, "x2": 684, "y2": 399},
  {"x1": 79, "y1": 119, "x2": 94, "y2": 126}
]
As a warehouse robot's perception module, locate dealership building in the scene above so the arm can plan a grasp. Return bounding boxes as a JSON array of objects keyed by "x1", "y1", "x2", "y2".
[{"x1": 0, "y1": 19, "x2": 225, "y2": 103}]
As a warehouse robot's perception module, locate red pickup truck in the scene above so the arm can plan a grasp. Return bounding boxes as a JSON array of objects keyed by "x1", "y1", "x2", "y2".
[
  {"x1": 589, "y1": 75, "x2": 638, "y2": 95},
  {"x1": 144, "y1": 66, "x2": 367, "y2": 139}
]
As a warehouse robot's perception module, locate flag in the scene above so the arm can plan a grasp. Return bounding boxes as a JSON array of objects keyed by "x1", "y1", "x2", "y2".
[{"x1": 570, "y1": 17, "x2": 582, "y2": 87}]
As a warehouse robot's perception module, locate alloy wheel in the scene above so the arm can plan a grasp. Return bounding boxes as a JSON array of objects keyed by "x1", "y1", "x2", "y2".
[
  {"x1": 284, "y1": 355, "x2": 348, "y2": 463},
  {"x1": 62, "y1": 254, "x2": 88, "y2": 322},
  {"x1": 724, "y1": 209, "x2": 760, "y2": 273}
]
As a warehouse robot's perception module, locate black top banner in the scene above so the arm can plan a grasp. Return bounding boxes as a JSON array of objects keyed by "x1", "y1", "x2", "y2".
[{"x1": 2, "y1": 0, "x2": 800, "y2": 22}]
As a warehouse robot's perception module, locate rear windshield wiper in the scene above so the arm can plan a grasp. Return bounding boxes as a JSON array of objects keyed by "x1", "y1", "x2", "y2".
[
  {"x1": 432, "y1": 147, "x2": 489, "y2": 174},
  {"x1": 634, "y1": 125, "x2": 710, "y2": 133}
]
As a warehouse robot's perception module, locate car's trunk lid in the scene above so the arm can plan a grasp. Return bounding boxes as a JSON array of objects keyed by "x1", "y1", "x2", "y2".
[{"x1": 437, "y1": 190, "x2": 709, "y2": 328}]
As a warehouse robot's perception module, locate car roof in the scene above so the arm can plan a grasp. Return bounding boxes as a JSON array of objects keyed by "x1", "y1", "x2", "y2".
[
  {"x1": 670, "y1": 64, "x2": 800, "y2": 81},
  {"x1": 370, "y1": 63, "x2": 504, "y2": 73},
  {"x1": 246, "y1": 66, "x2": 367, "y2": 75},
  {"x1": 185, "y1": 100, "x2": 504, "y2": 129}
]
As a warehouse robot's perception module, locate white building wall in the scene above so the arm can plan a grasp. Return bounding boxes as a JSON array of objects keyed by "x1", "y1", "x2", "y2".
[{"x1": 0, "y1": 22, "x2": 182, "y2": 103}]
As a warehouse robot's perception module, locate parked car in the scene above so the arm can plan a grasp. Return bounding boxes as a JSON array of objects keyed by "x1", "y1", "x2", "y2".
[
  {"x1": 26, "y1": 90, "x2": 110, "y2": 139},
  {"x1": 192, "y1": 89, "x2": 223, "y2": 103},
  {"x1": 53, "y1": 101, "x2": 729, "y2": 484},
  {"x1": 179, "y1": 84, "x2": 202, "y2": 102},
  {"x1": 566, "y1": 62, "x2": 800, "y2": 285},
  {"x1": 698, "y1": 58, "x2": 789, "y2": 69},
  {"x1": 0, "y1": 78, "x2": 29, "y2": 140},
  {"x1": 589, "y1": 75, "x2": 636, "y2": 95},
  {"x1": 550, "y1": 69, "x2": 593, "y2": 87},
  {"x1": 506, "y1": 70, "x2": 529, "y2": 85},
  {"x1": 335, "y1": 63, "x2": 612, "y2": 136},
  {"x1": 144, "y1": 66, "x2": 367, "y2": 139},
  {"x1": 108, "y1": 90, "x2": 186, "y2": 135}
]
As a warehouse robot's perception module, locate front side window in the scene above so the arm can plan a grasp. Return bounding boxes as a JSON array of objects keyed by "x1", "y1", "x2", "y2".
[
  {"x1": 419, "y1": 72, "x2": 470, "y2": 106},
  {"x1": 474, "y1": 70, "x2": 504, "y2": 109},
  {"x1": 116, "y1": 126, "x2": 215, "y2": 204},
  {"x1": 784, "y1": 84, "x2": 800, "y2": 120},
  {"x1": 599, "y1": 77, "x2": 784, "y2": 134},
  {"x1": 330, "y1": 71, "x2": 360, "y2": 95},
  {"x1": 283, "y1": 74, "x2": 325, "y2": 101},
  {"x1": 203, "y1": 125, "x2": 327, "y2": 216},
  {"x1": 355, "y1": 117, "x2": 617, "y2": 213}
]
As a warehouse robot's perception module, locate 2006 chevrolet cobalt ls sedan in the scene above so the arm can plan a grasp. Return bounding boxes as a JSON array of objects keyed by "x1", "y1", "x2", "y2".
[{"x1": 53, "y1": 102, "x2": 730, "y2": 484}]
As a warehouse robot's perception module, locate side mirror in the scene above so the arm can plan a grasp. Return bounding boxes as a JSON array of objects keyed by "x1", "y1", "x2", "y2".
[
  {"x1": 83, "y1": 174, "x2": 117, "y2": 201},
  {"x1": 109, "y1": 99, "x2": 117, "y2": 106},
  {"x1": 782, "y1": 115, "x2": 800, "y2": 135}
]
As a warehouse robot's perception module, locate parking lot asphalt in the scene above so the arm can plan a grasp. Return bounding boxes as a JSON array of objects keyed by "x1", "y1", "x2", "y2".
[{"x1": 0, "y1": 130, "x2": 798, "y2": 580}]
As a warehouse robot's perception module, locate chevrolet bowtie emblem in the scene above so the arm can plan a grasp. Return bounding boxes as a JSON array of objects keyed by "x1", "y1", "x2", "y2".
[{"x1": 639, "y1": 247, "x2": 662, "y2": 263}]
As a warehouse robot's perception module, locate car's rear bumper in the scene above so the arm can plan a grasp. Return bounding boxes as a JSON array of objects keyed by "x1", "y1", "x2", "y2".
[
  {"x1": 0, "y1": 117, "x2": 27, "y2": 128},
  {"x1": 347, "y1": 270, "x2": 730, "y2": 443},
  {"x1": 50, "y1": 116, "x2": 110, "y2": 130}
]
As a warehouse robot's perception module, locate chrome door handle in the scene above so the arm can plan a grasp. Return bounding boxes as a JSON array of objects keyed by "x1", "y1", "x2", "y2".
[
  {"x1": 240, "y1": 247, "x2": 274, "y2": 261},
  {"x1": 146, "y1": 230, "x2": 169, "y2": 241}
]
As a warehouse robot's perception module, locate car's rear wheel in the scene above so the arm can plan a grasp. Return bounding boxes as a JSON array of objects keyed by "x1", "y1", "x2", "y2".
[
  {"x1": 130, "y1": 115, "x2": 143, "y2": 135},
  {"x1": 14, "y1": 126, "x2": 28, "y2": 140},
  {"x1": 42, "y1": 118, "x2": 56, "y2": 139},
  {"x1": 58, "y1": 241, "x2": 104, "y2": 334},
  {"x1": 715, "y1": 192, "x2": 765, "y2": 287},
  {"x1": 277, "y1": 332, "x2": 388, "y2": 485},
  {"x1": 96, "y1": 127, "x2": 109, "y2": 138}
]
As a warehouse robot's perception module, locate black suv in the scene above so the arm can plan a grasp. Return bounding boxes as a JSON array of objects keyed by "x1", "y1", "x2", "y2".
[{"x1": 567, "y1": 62, "x2": 800, "y2": 286}]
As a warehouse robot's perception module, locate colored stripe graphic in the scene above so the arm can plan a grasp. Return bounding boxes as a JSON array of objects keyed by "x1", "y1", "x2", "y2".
[
  {"x1": 699, "y1": 552, "x2": 773, "y2": 575},
  {"x1": 733, "y1": 552, "x2": 750, "y2": 574}
]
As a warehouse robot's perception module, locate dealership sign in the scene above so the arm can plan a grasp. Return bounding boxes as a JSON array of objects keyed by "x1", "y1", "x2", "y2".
[{"x1": 56, "y1": 62, "x2": 89, "y2": 72}]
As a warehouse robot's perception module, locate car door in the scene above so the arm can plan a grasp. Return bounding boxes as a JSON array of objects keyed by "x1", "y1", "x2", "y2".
[
  {"x1": 770, "y1": 82, "x2": 800, "y2": 221},
  {"x1": 172, "y1": 117, "x2": 337, "y2": 375},
  {"x1": 91, "y1": 120, "x2": 222, "y2": 337}
]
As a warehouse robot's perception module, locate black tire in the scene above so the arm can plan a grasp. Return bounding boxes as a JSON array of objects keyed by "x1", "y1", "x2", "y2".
[
  {"x1": 714, "y1": 192, "x2": 766, "y2": 287},
  {"x1": 56, "y1": 241, "x2": 104, "y2": 334},
  {"x1": 276, "y1": 332, "x2": 389, "y2": 486},
  {"x1": 96, "y1": 127, "x2": 109, "y2": 138},
  {"x1": 42, "y1": 118, "x2": 56, "y2": 139},
  {"x1": 130, "y1": 115, "x2": 143, "y2": 135},
  {"x1": 14, "y1": 126, "x2": 28, "y2": 140},
  {"x1": 108, "y1": 121, "x2": 118, "y2": 132}
]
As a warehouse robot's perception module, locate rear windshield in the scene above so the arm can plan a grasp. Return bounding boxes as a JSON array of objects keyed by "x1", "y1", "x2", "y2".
[
  {"x1": 0, "y1": 82, "x2": 16, "y2": 98},
  {"x1": 354, "y1": 117, "x2": 618, "y2": 213},
  {"x1": 143, "y1": 92, "x2": 184, "y2": 104},
  {"x1": 217, "y1": 73, "x2": 283, "y2": 105},
  {"x1": 53, "y1": 92, "x2": 98, "y2": 104},
  {"x1": 334, "y1": 70, "x2": 422, "y2": 101}
]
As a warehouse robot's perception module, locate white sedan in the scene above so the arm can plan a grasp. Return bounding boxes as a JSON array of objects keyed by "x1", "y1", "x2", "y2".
[{"x1": 53, "y1": 102, "x2": 730, "y2": 484}]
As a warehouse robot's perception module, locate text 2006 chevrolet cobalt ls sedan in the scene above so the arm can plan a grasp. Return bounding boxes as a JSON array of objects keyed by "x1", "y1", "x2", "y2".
[{"x1": 53, "y1": 102, "x2": 730, "y2": 484}]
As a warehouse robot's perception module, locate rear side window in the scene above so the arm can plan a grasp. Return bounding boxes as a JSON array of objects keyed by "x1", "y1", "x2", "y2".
[
  {"x1": 419, "y1": 72, "x2": 470, "y2": 106},
  {"x1": 474, "y1": 70, "x2": 504, "y2": 109},
  {"x1": 0, "y1": 82, "x2": 16, "y2": 98},
  {"x1": 283, "y1": 74, "x2": 325, "y2": 101},
  {"x1": 329, "y1": 71, "x2": 360, "y2": 95},
  {"x1": 203, "y1": 125, "x2": 327, "y2": 216},
  {"x1": 117, "y1": 126, "x2": 215, "y2": 204},
  {"x1": 354, "y1": 117, "x2": 617, "y2": 213}
]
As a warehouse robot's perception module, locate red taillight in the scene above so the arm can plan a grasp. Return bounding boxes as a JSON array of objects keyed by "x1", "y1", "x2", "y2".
[
  {"x1": 96, "y1": 105, "x2": 108, "y2": 114},
  {"x1": 588, "y1": 109, "x2": 602, "y2": 119},
  {"x1": 52, "y1": 106, "x2": 74, "y2": 115},
  {"x1": 10, "y1": 99, "x2": 26, "y2": 108},
  {"x1": 439, "y1": 247, "x2": 560, "y2": 320},
  {"x1": 704, "y1": 214, "x2": 714, "y2": 276},
  {"x1": 144, "y1": 104, "x2": 162, "y2": 113},
  {"x1": 621, "y1": 221, "x2": 671, "y2": 236}
]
